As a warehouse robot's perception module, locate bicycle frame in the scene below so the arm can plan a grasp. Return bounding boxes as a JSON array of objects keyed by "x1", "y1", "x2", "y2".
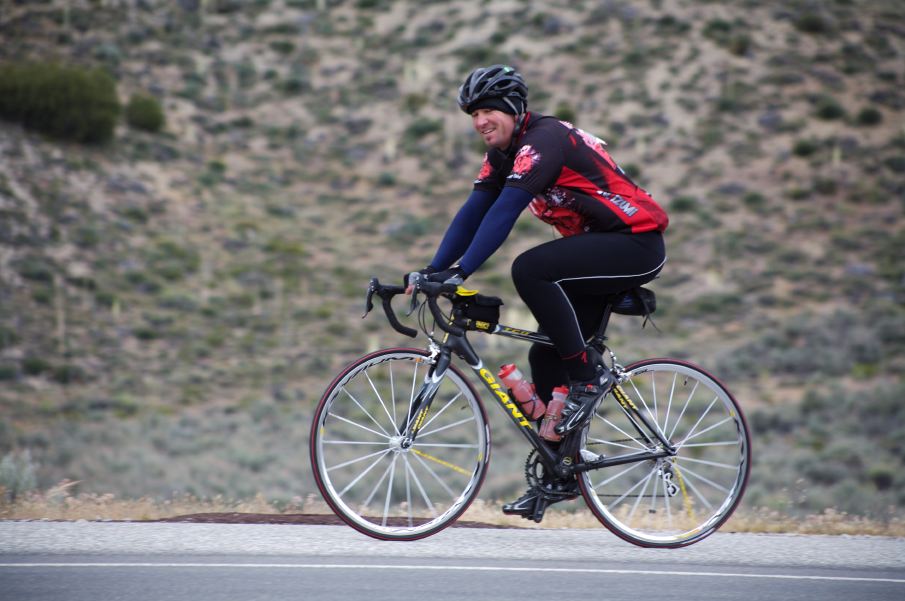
[{"x1": 403, "y1": 314, "x2": 677, "y2": 480}]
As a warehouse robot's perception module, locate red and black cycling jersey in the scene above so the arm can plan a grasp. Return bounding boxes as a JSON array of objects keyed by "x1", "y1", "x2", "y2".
[{"x1": 473, "y1": 113, "x2": 669, "y2": 236}]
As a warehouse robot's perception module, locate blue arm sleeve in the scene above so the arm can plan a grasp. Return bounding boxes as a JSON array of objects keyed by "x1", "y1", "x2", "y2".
[
  {"x1": 429, "y1": 189, "x2": 497, "y2": 271},
  {"x1": 458, "y1": 187, "x2": 535, "y2": 275}
]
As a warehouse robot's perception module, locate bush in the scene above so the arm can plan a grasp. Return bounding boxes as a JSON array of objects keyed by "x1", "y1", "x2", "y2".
[
  {"x1": 0, "y1": 62, "x2": 120, "y2": 144},
  {"x1": 856, "y1": 107, "x2": 882, "y2": 126},
  {"x1": 125, "y1": 93, "x2": 165, "y2": 133},
  {"x1": 813, "y1": 95, "x2": 846, "y2": 120}
]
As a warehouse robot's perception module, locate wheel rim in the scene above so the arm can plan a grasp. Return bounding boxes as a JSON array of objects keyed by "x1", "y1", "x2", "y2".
[
  {"x1": 312, "y1": 350, "x2": 489, "y2": 539},
  {"x1": 580, "y1": 360, "x2": 750, "y2": 546}
]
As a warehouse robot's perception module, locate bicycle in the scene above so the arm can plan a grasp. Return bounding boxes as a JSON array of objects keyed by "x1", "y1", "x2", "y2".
[{"x1": 309, "y1": 276, "x2": 751, "y2": 546}]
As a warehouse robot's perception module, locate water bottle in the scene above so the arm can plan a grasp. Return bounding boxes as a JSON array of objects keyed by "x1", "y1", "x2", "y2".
[
  {"x1": 539, "y1": 386, "x2": 569, "y2": 442},
  {"x1": 498, "y1": 364, "x2": 546, "y2": 420}
]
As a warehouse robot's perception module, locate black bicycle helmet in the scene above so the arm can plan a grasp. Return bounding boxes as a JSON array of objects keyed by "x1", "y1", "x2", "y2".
[{"x1": 457, "y1": 64, "x2": 528, "y2": 115}]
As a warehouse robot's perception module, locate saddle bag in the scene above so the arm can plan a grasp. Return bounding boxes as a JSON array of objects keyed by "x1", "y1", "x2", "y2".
[{"x1": 612, "y1": 287, "x2": 657, "y2": 316}]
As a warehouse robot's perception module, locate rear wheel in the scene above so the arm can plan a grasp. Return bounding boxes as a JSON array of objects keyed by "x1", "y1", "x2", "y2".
[
  {"x1": 578, "y1": 359, "x2": 751, "y2": 547},
  {"x1": 310, "y1": 348, "x2": 490, "y2": 541}
]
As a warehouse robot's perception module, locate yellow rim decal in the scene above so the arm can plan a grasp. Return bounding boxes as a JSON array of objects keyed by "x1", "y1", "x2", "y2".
[
  {"x1": 412, "y1": 449, "x2": 471, "y2": 476},
  {"x1": 672, "y1": 462, "x2": 695, "y2": 521}
]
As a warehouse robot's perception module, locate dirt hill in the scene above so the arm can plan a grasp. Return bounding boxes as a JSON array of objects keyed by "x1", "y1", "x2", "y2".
[{"x1": 0, "y1": 0, "x2": 903, "y2": 519}]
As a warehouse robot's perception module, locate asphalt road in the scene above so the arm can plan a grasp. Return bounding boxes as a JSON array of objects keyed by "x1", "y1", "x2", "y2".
[{"x1": 2, "y1": 521, "x2": 904, "y2": 601}]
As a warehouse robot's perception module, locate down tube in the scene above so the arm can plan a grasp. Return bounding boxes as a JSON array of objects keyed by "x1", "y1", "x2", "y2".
[{"x1": 465, "y1": 362, "x2": 559, "y2": 468}]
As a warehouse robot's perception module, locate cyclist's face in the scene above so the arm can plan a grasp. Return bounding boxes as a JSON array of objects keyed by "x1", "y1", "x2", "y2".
[{"x1": 471, "y1": 108, "x2": 516, "y2": 149}]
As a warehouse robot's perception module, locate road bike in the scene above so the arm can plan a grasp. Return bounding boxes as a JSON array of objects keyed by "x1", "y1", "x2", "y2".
[{"x1": 309, "y1": 277, "x2": 751, "y2": 546}]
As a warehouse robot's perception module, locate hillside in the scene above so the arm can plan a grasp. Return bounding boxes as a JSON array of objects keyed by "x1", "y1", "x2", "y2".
[{"x1": 0, "y1": 0, "x2": 903, "y2": 521}]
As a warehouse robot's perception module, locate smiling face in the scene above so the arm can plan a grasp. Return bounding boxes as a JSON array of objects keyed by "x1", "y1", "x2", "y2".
[{"x1": 471, "y1": 108, "x2": 517, "y2": 149}]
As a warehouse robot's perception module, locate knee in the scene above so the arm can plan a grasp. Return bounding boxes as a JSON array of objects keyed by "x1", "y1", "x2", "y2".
[{"x1": 511, "y1": 251, "x2": 536, "y2": 287}]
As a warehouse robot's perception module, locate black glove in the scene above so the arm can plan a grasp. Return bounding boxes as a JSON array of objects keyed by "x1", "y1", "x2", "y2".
[
  {"x1": 404, "y1": 266, "x2": 436, "y2": 288},
  {"x1": 427, "y1": 266, "x2": 467, "y2": 286}
]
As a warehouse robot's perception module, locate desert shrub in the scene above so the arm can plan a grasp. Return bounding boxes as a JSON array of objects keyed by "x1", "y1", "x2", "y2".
[
  {"x1": 792, "y1": 138, "x2": 819, "y2": 157},
  {"x1": 813, "y1": 95, "x2": 846, "y2": 120},
  {"x1": 793, "y1": 12, "x2": 834, "y2": 35},
  {"x1": 553, "y1": 101, "x2": 577, "y2": 124},
  {"x1": 404, "y1": 117, "x2": 442, "y2": 142},
  {"x1": 0, "y1": 62, "x2": 120, "y2": 144},
  {"x1": 125, "y1": 93, "x2": 165, "y2": 133},
  {"x1": 856, "y1": 107, "x2": 882, "y2": 126},
  {"x1": 0, "y1": 450, "x2": 38, "y2": 502},
  {"x1": 670, "y1": 195, "x2": 698, "y2": 212}
]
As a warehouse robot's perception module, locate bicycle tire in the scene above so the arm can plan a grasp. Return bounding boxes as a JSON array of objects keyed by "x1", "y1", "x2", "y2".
[
  {"x1": 578, "y1": 358, "x2": 751, "y2": 548},
  {"x1": 310, "y1": 347, "x2": 491, "y2": 541}
]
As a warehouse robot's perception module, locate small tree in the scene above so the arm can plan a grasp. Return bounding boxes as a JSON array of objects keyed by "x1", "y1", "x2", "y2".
[
  {"x1": 0, "y1": 62, "x2": 120, "y2": 144},
  {"x1": 126, "y1": 93, "x2": 165, "y2": 133}
]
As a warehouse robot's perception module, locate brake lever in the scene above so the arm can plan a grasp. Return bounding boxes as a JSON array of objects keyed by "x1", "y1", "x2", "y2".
[
  {"x1": 405, "y1": 273, "x2": 423, "y2": 316},
  {"x1": 362, "y1": 278, "x2": 377, "y2": 318}
]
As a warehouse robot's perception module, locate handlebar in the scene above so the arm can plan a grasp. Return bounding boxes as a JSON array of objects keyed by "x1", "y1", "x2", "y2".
[{"x1": 363, "y1": 276, "x2": 464, "y2": 338}]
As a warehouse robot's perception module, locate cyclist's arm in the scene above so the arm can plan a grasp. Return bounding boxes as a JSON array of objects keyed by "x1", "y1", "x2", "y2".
[
  {"x1": 457, "y1": 186, "x2": 535, "y2": 275},
  {"x1": 429, "y1": 188, "x2": 498, "y2": 271}
]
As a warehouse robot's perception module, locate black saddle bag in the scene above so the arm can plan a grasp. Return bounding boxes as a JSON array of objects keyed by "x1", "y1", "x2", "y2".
[{"x1": 612, "y1": 287, "x2": 657, "y2": 316}]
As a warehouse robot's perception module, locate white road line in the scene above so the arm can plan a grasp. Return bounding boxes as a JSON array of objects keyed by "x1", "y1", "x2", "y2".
[{"x1": 0, "y1": 563, "x2": 903, "y2": 584}]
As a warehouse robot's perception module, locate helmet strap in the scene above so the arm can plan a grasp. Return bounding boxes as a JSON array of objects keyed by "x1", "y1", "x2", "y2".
[{"x1": 504, "y1": 112, "x2": 529, "y2": 155}]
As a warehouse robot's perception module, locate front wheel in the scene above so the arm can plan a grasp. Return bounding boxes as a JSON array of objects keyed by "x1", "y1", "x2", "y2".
[
  {"x1": 578, "y1": 359, "x2": 751, "y2": 548},
  {"x1": 310, "y1": 348, "x2": 491, "y2": 541}
]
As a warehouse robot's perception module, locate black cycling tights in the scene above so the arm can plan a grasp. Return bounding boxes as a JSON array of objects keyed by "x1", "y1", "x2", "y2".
[{"x1": 511, "y1": 231, "x2": 665, "y2": 402}]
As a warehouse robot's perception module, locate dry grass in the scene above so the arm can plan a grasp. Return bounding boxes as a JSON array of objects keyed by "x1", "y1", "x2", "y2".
[{"x1": 3, "y1": 482, "x2": 903, "y2": 537}]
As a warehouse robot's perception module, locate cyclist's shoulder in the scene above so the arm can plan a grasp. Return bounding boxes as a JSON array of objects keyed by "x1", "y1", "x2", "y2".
[{"x1": 523, "y1": 112, "x2": 573, "y2": 139}]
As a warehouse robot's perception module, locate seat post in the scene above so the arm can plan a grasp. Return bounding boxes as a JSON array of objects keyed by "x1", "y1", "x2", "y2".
[{"x1": 591, "y1": 303, "x2": 614, "y2": 345}]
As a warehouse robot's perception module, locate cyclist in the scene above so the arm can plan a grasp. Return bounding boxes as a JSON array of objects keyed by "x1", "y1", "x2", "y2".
[{"x1": 406, "y1": 64, "x2": 668, "y2": 518}]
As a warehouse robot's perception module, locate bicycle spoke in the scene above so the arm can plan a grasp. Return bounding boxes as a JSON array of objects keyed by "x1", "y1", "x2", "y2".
[
  {"x1": 337, "y1": 450, "x2": 391, "y2": 498},
  {"x1": 340, "y1": 386, "x2": 392, "y2": 438},
  {"x1": 675, "y1": 462, "x2": 730, "y2": 496},
  {"x1": 627, "y1": 467, "x2": 655, "y2": 522},
  {"x1": 381, "y1": 455, "x2": 398, "y2": 527},
  {"x1": 365, "y1": 370, "x2": 399, "y2": 436},
  {"x1": 630, "y1": 374, "x2": 666, "y2": 440},
  {"x1": 610, "y1": 465, "x2": 657, "y2": 510},
  {"x1": 667, "y1": 379, "x2": 700, "y2": 440},
  {"x1": 417, "y1": 415, "x2": 476, "y2": 439},
  {"x1": 677, "y1": 415, "x2": 733, "y2": 449},
  {"x1": 403, "y1": 454, "x2": 437, "y2": 517},
  {"x1": 414, "y1": 442, "x2": 479, "y2": 449},
  {"x1": 389, "y1": 361, "x2": 397, "y2": 430},
  {"x1": 592, "y1": 460, "x2": 645, "y2": 491},
  {"x1": 587, "y1": 435, "x2": 644, "y2": 452},
  {"x1": 661, "y1": 475, "x2": 673, "y2": 528},
  {"x1": 329, "y1": 413, "x2": 391, "y2": 440},
  {"x1": 662, "y1": 371, "x2": 678, "y2": 437},
  {"x1": 601, "y1": 416, "x2": 650, "y2": 451},
  {"x1": 418, "y1": 391, "x2": 464, "y2": 433},
  {"x1": 404, "y1": 453, "x2": 413, "y2": 527},
  {"x1": 322, "y1": 440, "x2": 387, "y2": 446},
  {"x1": 674, "y1": 396, "x2": 717, "y2": 447},
  {"x1": 412, "y1": 449, "x2": 458, "y2": 499},
  {"x1": 327, "y1": 447, "x2": 391, "y2": 473},
  {"x1": 679, "y1": 456, "x2": 740, "y2": 471},
  {"x1": 680, "y1": 440, "x2": 740, "y2": 448},
  {"x1": 363, "y1": 457, "x2": 395, "y2": 508}
]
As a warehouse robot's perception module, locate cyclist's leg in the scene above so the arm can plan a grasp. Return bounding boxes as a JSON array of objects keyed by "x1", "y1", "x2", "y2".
[
  {"x1": 528, "y1": 294, "x2": 608, "y2": 404},
  {"x1": 512, "y1": 231, "x2": 665, "y2": 432}
]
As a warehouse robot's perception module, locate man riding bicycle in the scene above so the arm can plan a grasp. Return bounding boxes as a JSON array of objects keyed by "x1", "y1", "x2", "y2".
[{"x1": 407, "y1": 64, "x2": 669, "y2": 518}]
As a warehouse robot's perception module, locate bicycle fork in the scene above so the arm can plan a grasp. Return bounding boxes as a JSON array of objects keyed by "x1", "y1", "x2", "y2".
[{"x1": 397, "y1": 346, "x2": 450, "y2": 447}]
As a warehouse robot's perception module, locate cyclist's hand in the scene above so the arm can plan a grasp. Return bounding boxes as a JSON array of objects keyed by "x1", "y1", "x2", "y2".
[
  {"x1": 427, "y1": 267, "x2": 467, "y2": 286},
  {"x1": 404, "y1": 266, "x2": 436, "y2": 294}
]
